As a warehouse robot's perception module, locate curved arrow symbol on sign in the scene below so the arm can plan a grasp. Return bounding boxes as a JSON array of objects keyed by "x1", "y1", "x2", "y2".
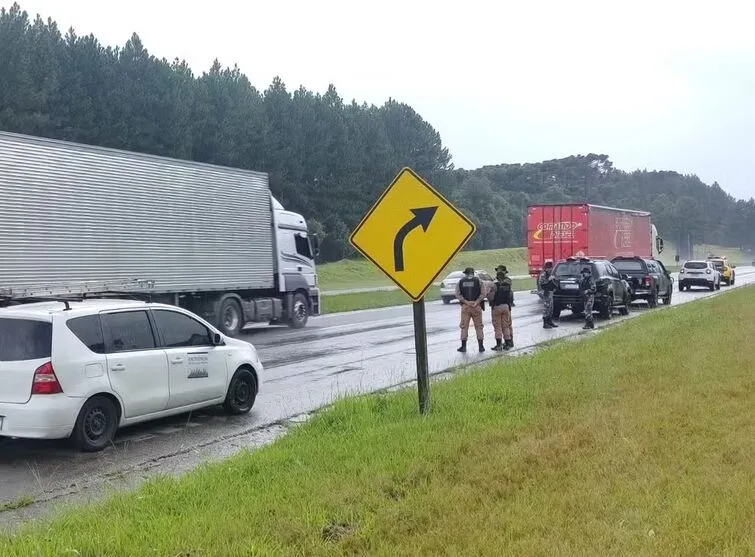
[{"x1": 393, "y1": 206, "x2": 438, "y2": 272}]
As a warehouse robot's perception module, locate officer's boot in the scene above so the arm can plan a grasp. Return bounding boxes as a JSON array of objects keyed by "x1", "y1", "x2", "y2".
[
  {"x1": 549, "y1": 317, "x2": 559, "y2": 328},
  {"x1": 457, "y1": 340, "x2": 467, "y2": 353},
  {"x1": 478, "y1": 340, "x2": 485, "y2": 353},
  {"x1": 582, "y1": 321, "x2": 591, "y2": 330},
  {"x1": 588, "y1": 321, "x2": 595, "y2": 329},
  {"x1": 492, "y1": 339, "x2": 503, "y2": 351},
  {"x1": 505, "y1": 338, "x2": 513, "y2": 350},
  {"x1": 543, "y1": 318, "x2": 553, "y2": 329}
]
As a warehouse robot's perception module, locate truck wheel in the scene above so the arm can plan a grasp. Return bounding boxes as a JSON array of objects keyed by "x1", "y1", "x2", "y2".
[
  {"x1": 731, "y1": 273, "x2": 735, "y2": 285},
  {"x1": 223, "y1": 367, "x2": 257, "y2": 414},
  {"x1": 288, "y1": 292, "x2": 309, "y2": 329},
  {"x1": 71, "y1": 395, "x2": 119, "y2": 452},
  {"x1": 662, "y1": 289, "x2": 672, "y2": 305},
  {"x1": 219, "y1": 298, "x2": 243, "y2": 337}
]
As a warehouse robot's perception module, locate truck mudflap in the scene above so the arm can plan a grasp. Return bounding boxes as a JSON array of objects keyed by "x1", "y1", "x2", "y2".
[{"x1": 309, "y1": 287, "x2": 321, "y2": 316}]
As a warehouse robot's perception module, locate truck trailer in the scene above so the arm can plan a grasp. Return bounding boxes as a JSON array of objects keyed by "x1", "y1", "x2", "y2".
[
  {"x1": 0, "y1": 131, "x2": 321, "y2": 337},
  {"x1": 527, "y1": 203, "x2": 664, "y2": 281}
]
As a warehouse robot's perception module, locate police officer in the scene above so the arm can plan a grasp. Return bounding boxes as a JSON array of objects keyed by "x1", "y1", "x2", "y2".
[
  {"x1": 489, "y1": 269, "x2": 514, "y2": 351},
  {"x1": 455, "y1": 267, "x2": 486, "y2": 353},
  {"x1": 495, "y1": 264, "x2": 514, "y2": 307},
  {"x1": 538, "y1": 260, "x2": 559, "y2": 329},
  {"x1": 580, "y1": 265, "x2": 596, "y2": 329}
]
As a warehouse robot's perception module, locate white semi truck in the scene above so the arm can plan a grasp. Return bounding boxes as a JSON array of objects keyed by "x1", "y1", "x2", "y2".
[{"x1": 0, "y1": 131, "x2": 321, "y2": 336}]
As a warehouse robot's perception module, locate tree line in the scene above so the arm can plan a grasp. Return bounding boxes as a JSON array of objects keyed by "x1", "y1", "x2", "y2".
[{"x1": 2, "y1": 3, "x2": 753, "y2": 263}]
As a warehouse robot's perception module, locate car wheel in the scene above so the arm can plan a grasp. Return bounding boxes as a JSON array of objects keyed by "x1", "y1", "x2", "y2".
[
  {"x1": 71, "y1": 395, "x2": 119, "y2": 452},
  {"x1": 219, "y1": 297, "x2": 243, "y2": 337},
  {"x1": 715, "y1": 280, "x2": 721, "y2": 291},
  {"x1": 552, "y1": 304, "x2": 562, "y2": 319},
  {"x1": 599, "y1": 294, "x2": 613, "y2": 319},
  {"x1": 288, "y1": 292, "x2": 309, "y2": 329},
  {"x1": 223, "y1": 367, "x2": 258, "y2": 414},
  {"x1": 648, "y1": 290, "x2": 658, "y2": 308},
  {"x1": 442, "y1": 296, "x2": 452, "y2": 304},
  {"x1": 662, "y1": 289, "x2": 672, "y2": 305}
]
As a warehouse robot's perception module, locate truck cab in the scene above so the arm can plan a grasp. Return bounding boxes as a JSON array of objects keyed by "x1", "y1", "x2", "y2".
[{"x1": 271, "y1": 196, "x2": 321, "y2": 321}]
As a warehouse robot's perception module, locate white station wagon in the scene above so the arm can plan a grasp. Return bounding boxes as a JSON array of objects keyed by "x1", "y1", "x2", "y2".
[{"x1": 0, "y1": 299, "x2": 263, "y2": 451}]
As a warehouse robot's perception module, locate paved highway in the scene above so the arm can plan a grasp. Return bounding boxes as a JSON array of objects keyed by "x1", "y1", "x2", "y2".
[{"x1": 1, "y1": 267, "x2": 753, "y2": 529}]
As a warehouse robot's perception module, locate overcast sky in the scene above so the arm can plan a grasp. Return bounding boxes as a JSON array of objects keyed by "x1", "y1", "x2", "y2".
[{"x1": 9, "y1": 0, "x2": 755, "y2": 200}]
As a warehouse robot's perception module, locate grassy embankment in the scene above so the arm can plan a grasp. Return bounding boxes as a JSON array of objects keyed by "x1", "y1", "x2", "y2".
[
  {"x1": 3, "y1": 286, "x2": 753, "y2": 556},
  {"x1": 320, "y1": 247, "x2": 532, "y2": 313}
]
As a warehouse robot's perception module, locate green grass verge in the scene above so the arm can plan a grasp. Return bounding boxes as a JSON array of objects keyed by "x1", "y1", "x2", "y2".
[
  {"x1": 3, "y1": 286, "x2": 753, "y2": 556},
  {"x1": 321, "y1": 278, "x2": 536, "y2": 314},
  {"x1": 319, "y1": 247, "x2": 529, "y2": 291}
]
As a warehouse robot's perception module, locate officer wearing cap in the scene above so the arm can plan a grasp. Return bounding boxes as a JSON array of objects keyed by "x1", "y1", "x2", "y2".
[
  {"x1": 495, "y1": 264, "x2": 514, "y2": 307},
  {"x1": 538, "y1": 260, "x2": 559, "y2": 329},
  {"x1": 488, "y1": 268, "x2": 514, "y2": 350},
  {"x1": 580, "y1": 265, "x2": 596, "y2": 329},
  {"x1": 455, "y1": 267, "x2": 486, "y2": 352}
]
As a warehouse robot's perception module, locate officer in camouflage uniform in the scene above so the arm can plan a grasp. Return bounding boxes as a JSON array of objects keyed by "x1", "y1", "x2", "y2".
[
  {"x1": 455, "y1": 267, "x2": 486, "y2": 353},
  {"x1": 538, "y1": 260, "x2": 559, "y2": 329},
  {"x1": 580, "y1": 265, "x2": 596, "y2": 329},
  {"x1": 488, "y1": 268, "x2": 514, "y2": 351}
]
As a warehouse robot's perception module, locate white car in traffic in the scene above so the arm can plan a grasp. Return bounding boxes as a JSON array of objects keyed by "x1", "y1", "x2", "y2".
[
  {"x1": 439, "y1": 270, "x2": 494, "y2": 304},
  {"x1": 678, "y1": 260, "x2": 721, "y2": 291},
  {"x1": 0, "y1": 299, "x2": 263, "y2": 451}
]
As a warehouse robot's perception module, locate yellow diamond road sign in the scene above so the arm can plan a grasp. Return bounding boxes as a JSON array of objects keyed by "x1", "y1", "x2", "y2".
[{"x1": 349, "y1": 167, "x2": 476, "y2": 302}]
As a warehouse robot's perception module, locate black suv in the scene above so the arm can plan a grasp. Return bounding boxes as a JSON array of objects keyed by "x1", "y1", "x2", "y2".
[
  {"x1": 611, "y1": 256, "x2": 673, "y2": 307},
  {"x1": 551, "y1": 257, "x2": 631, "y2": 319}
]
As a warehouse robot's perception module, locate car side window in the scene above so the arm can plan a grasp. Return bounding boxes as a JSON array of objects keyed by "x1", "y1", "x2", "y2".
[
  {"x1": 152, "y1": 309, "x2": 213, "y2": 348},
  {"x1": 67, "y1": 315, "x2": 106, "y2": 354},
  {"x1": 101, "y1": 311, "x2": 157, "y2": 353},
  {"x1": 609, "y1": 263, "x2": 621, "y2": 278}
]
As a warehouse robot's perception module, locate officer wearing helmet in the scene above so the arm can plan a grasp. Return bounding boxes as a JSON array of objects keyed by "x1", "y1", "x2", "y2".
[
  {"x1": 538, "y1": 260, "x2": 559, "y2": 329},
  {"x1": 580, "y1": 265, "x2": 597, "y2": 329},
  {"x1": 488, "y1": 267, "x2": 514, "y2": 351},
  {"x1": 455, "y1": 267, "x2": 486, "y2": 353}
]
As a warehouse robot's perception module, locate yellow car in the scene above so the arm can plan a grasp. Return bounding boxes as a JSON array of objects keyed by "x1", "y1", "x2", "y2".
[{"x1": 707, "y1": 256, "x2": 736, "y2": 285}]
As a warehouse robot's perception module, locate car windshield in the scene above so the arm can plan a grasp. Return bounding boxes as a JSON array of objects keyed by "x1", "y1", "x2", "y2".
[
  {"x1": 684, "y1": 262, "x2": 708, "y2": 270},
  {"x1": 554, "y1": 262, "x2": 587, "y2": 277},
  {"x1": 612, "y1": 260, "x2": 644, "y2": 272},
  {"x1": 444, "y1": 272, "x2": 465, "y2": 281},
  {"x1": 0, "y1": 318, "x2": 52, "y2": 361}
]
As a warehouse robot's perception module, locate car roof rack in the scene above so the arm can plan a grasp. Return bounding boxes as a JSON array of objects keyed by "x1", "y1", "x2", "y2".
[{"x1": 0, "y1": 279, "x2": 156, "y2": 303}]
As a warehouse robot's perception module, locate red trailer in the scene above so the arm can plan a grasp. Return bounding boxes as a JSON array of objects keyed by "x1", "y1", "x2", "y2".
[{"x1": 527, "y1": 203, "x2": 660, "y2": 279}]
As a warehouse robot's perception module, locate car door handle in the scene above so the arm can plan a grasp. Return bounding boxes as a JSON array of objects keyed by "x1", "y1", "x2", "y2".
[
  {"x1": 170, "y1": 357, "x2": 185, "y2": 364},
  {"x1": 111, "y1": 364, "x2": 126, "y2": 372}
]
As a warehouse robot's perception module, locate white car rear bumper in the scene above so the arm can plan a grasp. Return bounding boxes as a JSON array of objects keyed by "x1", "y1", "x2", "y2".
[{"x1": 0, "y1": 396, "x2": 81, "y2": 440}]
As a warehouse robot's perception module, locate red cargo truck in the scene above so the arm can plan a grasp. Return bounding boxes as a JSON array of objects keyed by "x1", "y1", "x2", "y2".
[{"x1": 527, "y1": 203, "x2": 663, "y2": 281}]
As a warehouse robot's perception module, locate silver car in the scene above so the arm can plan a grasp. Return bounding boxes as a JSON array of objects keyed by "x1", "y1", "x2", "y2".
[{"x1": 439, "y1": 270, "x2": 494, "y2": 304}]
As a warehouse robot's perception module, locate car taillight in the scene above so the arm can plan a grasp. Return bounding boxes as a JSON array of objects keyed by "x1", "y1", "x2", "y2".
[
  {"x1": 31, "y1": 361, "x2": 63, "y2": 395},
  {"x1": 643, "y1": 275, "x2": 652, "y2": 286}
]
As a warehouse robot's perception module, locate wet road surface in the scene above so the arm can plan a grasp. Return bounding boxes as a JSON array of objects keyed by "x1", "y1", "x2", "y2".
[{"x1": 2, "y1": 268, "x2": 754, "y2": 528}]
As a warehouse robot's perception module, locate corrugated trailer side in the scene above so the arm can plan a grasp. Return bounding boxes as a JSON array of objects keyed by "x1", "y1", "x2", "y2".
[
  {"x1": 527, "y1": 204, "x2": 590, "y2": 276},
  {"x1": 0, "y1": 131, "x2": 274, "y2": 294},
  {"x1": 586, "y1": 205, "x2": 652, "y2": 259}
]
